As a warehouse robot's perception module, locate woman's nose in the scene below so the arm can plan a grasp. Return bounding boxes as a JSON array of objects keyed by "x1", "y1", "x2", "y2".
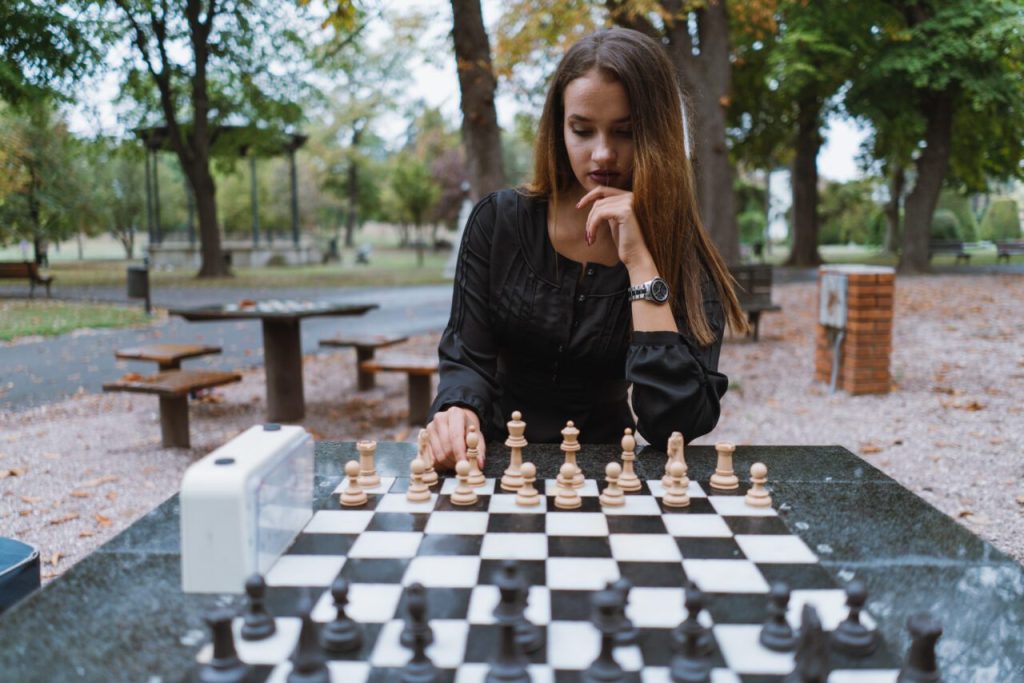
[{"x1": 593, "y1": 136, "x2": 616, "y2": 163}]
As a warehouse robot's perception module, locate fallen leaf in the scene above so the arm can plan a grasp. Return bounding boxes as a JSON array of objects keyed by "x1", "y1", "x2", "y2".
[
  {"x1": 859, "y1": 443, "x2": 883, "y2": 455},
  {"x1": 48, "y1": 512, "x2": 79, "y2": 525},
  {"x1": 957, "y1": 510, "x2": 974, "y2": 518},
  {"x1": 121, "y1": 372, "x2": 143, "y2": 381},
  {"x1": 0, "y1": 466, "x2": 27, "y2": 479},
  {"x1": 79, "y1": 530, "x2": 96, "y2": 538},
  {"x1": 95, "y1": 513, "x2": 113, "y2": 526},
  {"x1": 19, "y1": 510, "x2": 32, "y2": 516},
  {"x1": 79, "y1": 475, "x2": 119, "y2": 488},
  {"x1": 49, "y1": 552, "x2": 62, "y2": 566},
  {"x1": 105, "y1": 491, "x2": 118, "y2": 501},
  {"x1": 20, "y1": 495, "x2": 43, "y2": 504},
  {"x1": 70, "y1": 491, "x2": 90, "y2": 498}
]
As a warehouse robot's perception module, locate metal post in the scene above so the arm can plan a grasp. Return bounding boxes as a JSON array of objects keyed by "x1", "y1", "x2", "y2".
[
  {"x1": 152, "y1": 151, "x2": 163, "y2": 244},
  {"x1": 144, "y1": 148, "x2": 154, "y2": 245},
  {"x1": 250, "y1": 154, "x2": 260, "y2": 247},
  {"x1": 289, "y1": 147, "x2": 300, "y2": 247},
  {"x1": 186, "y1": 179, "x2": 196, "y2": 247}
]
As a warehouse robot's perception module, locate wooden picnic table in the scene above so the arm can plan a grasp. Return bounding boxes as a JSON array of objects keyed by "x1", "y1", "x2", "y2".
[{"x1": 168, "y1": 299, "x2": 377, "y2": 422}]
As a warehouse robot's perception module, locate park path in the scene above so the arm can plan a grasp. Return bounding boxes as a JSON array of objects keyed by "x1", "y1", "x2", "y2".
[{"x1": 0, "y1": 284, "x2": 453, "y2": 412}]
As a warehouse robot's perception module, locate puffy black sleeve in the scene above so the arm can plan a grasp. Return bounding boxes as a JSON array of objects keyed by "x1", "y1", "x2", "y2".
[
  {"x1": 626, "y1": 293, "x2": 728, "y2": 449},
  {"x1": 428, "y1": 194, "x2": 502, "y2": 427}
]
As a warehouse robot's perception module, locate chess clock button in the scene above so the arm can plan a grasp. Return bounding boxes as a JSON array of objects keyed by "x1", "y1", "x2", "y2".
[
  {"x1": 263, "y1": 423, "x2": 281, "y2": 431},
  {"x1": 214, "y1": 457, "x2": 235, "y2": 466}
]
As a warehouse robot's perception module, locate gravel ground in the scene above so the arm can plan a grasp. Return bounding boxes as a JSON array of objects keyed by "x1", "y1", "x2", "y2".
[{"x1": 2, "y1": 274, "x2": 1022, "y2": 583}]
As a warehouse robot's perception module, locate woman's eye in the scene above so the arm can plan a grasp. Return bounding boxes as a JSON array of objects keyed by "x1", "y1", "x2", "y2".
[
  {"x1": 570, "y1": 128, "x2": 592, "y2": 137},
  {"x1": 616, "y1": 129, "x2": 632, "y2": 137}
]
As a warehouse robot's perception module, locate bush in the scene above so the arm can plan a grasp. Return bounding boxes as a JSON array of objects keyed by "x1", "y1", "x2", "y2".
[
  {"x1": 818, "y1": 179, "x2": 885, "y2": 245},
  {"x1": 930, "y1": 209, "x2": 961, "y2": 241},
  {"x1": 936, "y1": 190, "x2": 980, "y2": 241},
  {"x1": 738, "y1": 209, "x2": 766, "y2": 244},
  {"x1": 980, "y1": 199, "x2": 1022, "y2": 240}
]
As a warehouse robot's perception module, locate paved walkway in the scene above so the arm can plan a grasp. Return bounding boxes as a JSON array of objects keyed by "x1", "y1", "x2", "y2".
[{"x1": 0, "y1": 284, "x2": 453, "y2": 412}]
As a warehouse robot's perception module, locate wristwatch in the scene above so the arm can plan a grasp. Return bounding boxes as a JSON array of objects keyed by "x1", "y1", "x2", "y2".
[{"x1": 627, "y1": 276, "x2": 670, "y2": 303}]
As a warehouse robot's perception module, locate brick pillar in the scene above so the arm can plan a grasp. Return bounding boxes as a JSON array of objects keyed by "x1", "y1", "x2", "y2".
[{"x1": 815, "y1": 265, "x2": 895, "y2": 395}]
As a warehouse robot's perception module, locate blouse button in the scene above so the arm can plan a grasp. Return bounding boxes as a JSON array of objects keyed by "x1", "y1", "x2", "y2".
[
  {"x1": 586, "y1": 267, "x2": 595, "y2": 276},
  {"x1": 577, "y1": 294, "x2": 586, "y2": 303}
]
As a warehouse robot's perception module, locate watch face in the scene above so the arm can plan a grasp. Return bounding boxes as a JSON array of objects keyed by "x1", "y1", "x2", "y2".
[{"x1": 650, "y1": 278, "x2": 670, "y2": 302}]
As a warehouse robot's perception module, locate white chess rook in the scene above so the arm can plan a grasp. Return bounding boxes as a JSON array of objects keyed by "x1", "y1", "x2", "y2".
[
  {"x1": 710, "y1": 441, "x2": 739, "y2": 490},
  {"x1": 356, "y1": 439, "x2": 380, "y2": 489}
]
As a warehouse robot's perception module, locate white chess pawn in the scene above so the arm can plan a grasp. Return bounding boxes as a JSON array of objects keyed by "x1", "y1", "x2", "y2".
[
  {"x1": 450, "y1": 460, "x2": 479, "y2": 506},
  {"x1": 745, "y1": 462, "x2": 772, "y2": 508},
  {"x1": 599, "y1": 462, "x2": 625, "y2": 507},
  {"x1": 618, "y1": 428, "x2": 642, "y2": 492},
  {"x1": 710, "y1": 441, "x2": 739, "y2": 490},
  {"x1": 560, "y1": 421, "x2": 584, "y2": 488},
  {"x1": 554, "y1": 462, "x2": 582, "y2": 510},
  {"x1": 340, "y1": 461, "x2": 368, "y2": 507},
  {"x1": 417, "y1": 429, "x2": 439, "y2": 487},
  {"x1": 662, "y1": 461, "x2": 691, "y2": 508},
  {"x1": 356, "y1": 439, "x2": 380, "y2": 489},
  {"x1": 465, "y1": 426, "x2": 486, "y2": 487},
  {"x1": 406, "y1": 458, "x2": 432, "y2": 503},
  {"x1": 515, "y1": 462, "x2": 541, "y2": 507}
]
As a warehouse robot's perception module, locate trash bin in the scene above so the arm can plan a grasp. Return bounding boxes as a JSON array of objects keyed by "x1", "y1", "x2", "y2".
[
  {"x1": 0, "y1": 537, "x2": 40, "y2": 614},
  {"x1": 127, "y1": 263, "x2": 151, "y2": 314}
]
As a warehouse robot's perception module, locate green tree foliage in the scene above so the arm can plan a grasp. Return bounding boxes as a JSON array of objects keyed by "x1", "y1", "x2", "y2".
[
  {"x1": 0, "y1": 2, "x2": 100, "y2": 105},
  {"x1": 818, "y1": 179, "x2": 885, "y2": 246},
  {"x1": 980, "y1": 199, "x2": 1022, "y2": 240},
  {"x1": 84, "y1": 139, "x2": 147, "y2": 258},
  {"x1": 0, "y1": 104, "x2": 88, "y2": 262},
  {"x1": 930, "y1": 208, "x2": 961, "y2": 241},
  {"x1": 734, "y1": 177, "x2": 768, "y2": 245}
]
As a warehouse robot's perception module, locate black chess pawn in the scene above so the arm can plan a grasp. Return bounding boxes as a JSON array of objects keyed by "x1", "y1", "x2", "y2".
[
  {"x1": 288, "y1": 592, "x2": 329, "y2": 683},
  {"x1": 896, "y1": 613, "x2": 943, "y2": 683},
  {"x1": 240, "y1": 573, "x2": 276, "y2": 641},
  {"x1": 401, "y1": 583, "x2": 434, "y2": 649},
  {"x1": 487, "y1": 561, "x2": 530, "y2": 683},
  {"x1": 760, "y1": 582, "x2": 798, "y2": 652},
  {"x1": 784, "y1": 604, "x2": 829, "y2": 683},
  {"x1": 609, "y1": 577, "x2": 639, "y2": 647},
  {"x1": 320, "y1": 576, "x2": 363, "y2": 653},
  {"x1": 582, "y1": 589, "x2": 627, "y2": 683},
  {"x1": 495, "y1": 560, "x2": 543, "y2": 654},
  {"x1": 402, "y1": 582, "x2": 440, "y2": 683},
  {"x1": 672, "y1": 581, "x2": 715, "y2": 657},
  {"x1": 196, "y1": 608, "x2": 252, "y2": 683},
  {"x1": 830, "y1": 579, "x2": 879, "y2": 656}
]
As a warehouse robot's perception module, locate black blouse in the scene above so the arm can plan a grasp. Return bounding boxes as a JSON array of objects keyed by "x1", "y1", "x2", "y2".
[{"x1": 428, "y1": 189, "x2": 728, "y2": 448}]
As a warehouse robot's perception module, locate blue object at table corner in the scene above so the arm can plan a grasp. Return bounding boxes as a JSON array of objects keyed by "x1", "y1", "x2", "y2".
[{"x1": 0, "y1": 537, "x2": 40, "y2": 614}]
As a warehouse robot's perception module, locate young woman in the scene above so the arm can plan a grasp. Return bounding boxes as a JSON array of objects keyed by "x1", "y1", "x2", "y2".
[{"x1": 425, "y1": 28, "x2": 747, "y2": 469}]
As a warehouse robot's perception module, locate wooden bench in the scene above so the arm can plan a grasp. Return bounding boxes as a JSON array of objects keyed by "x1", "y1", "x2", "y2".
[
  {"x1": 319, "y1": 334, "x2": 409, "y2": 390},
  {"x1": 928, "y1": 240, "x2": 971, "y2": 264},
  {"x1": 995, "y1": 240, "x2": 1024, "y2": 263},
  {"x1": 359, "y1": 356, "x2": 439, "y2": 425},
  {"x1": 102, "y1": 370, "x2": 241, "y2": 448},
  {"x1": 0, "y1": 261, "x2": 54, "y2": 297},
  {"x1": 730, "y1": 264, "x2": 782, "y2": 341},
  {"x1": 115, "y1": 343, "x2": 222, "y2": 371}
]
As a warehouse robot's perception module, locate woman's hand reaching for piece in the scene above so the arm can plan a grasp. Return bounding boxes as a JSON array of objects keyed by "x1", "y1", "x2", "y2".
[{"x1": 425, "y1": 405, "x2": 486, "y2": 472}]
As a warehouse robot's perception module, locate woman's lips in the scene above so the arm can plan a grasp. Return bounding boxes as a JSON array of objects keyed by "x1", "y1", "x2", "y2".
[{"x1": 589, "y1": 172, "x2": 617, "y2": 184}]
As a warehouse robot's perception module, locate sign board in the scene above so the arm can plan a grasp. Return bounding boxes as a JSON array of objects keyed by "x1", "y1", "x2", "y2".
[{"x1": 819, "y1": 272, "x2": 848, "y2": 328}]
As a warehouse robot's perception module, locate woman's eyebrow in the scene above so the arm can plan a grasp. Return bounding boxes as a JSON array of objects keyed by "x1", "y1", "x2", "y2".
[{"x1": 567, "y1": 114, "x2": 631, "y2": 124}]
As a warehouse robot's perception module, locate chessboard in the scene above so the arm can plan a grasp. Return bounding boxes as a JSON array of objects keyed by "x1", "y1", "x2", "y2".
[{"x1": 195, "y1": 469, "x2": 905, "y2": 682}]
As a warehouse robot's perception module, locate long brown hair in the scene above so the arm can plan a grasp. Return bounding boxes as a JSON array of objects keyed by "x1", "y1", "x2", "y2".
[{"x1": 524, "y1": 28, "x2": 748, "y2": 344}]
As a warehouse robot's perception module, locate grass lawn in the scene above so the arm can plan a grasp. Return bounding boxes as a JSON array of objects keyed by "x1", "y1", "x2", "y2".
[
  {"x1": 0, "y1": 300, "x2": 153, "y2": 342},
  {"x1": 762, "y1": 243, "x2": 1013, "y2": 268},
  {"x1": 46, "y1": 247, "x2": 450, "y2": 289}
]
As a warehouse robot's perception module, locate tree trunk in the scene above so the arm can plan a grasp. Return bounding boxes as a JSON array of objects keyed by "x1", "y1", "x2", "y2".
[
  {"x1": 344, "y1": 127, "x2": 362, "y2": 248},
  {"x1": 883, "y1": 162, "x2": 904, "y2": 255},
  {"x1": 900, "y1": 91, "x2": 954, "y2": 273},
  {"x1": 785, "y1": 95, "x2": 824, "y2": 267},
  {"x1": 689, "y1": 3, "x2": 740, "y2": 265},
  {"x1": 450, "y1": 0, "x2": 505, "y2": 202},
  {"x1": 186, "y1": 153, "x2": 226, "y2": 277}
]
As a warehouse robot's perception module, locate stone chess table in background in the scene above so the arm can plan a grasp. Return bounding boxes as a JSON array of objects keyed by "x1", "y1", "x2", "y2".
[{"x1": 0, "y1": 442, "x2": 1021, "y2": 681}]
